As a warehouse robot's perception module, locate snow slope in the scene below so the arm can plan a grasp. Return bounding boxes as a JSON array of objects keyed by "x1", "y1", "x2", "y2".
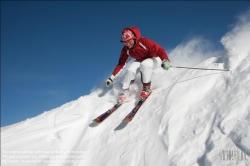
[{"x1": 1, "y1": 10, "x2": 250, "y2": 166}]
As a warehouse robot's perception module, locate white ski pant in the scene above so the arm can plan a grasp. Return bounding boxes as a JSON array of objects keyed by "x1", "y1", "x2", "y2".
[{"x1": 122, "y1": 57, "x2": 162, "y2": 90}]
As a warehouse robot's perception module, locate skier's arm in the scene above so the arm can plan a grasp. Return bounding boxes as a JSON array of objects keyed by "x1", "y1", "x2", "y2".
[
  {"x1": 106, "y1": 48, "x2": 129, "y2": 87},
  {"x1": 112, "y1": 48, "x2": 129, "y2": 76}
]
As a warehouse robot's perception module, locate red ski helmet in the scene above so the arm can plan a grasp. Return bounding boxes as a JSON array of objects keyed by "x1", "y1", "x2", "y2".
[{"x1": 121, "y1": 29, "x2": 136, "y2": 42}]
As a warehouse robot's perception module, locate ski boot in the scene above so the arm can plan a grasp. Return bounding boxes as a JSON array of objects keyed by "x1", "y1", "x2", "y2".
[{"x1": 140, "y1": 83, "x2": 151, "y2": 100}]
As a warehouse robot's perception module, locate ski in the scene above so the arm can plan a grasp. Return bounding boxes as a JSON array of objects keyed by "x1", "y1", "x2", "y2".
[
  {"x1": 114, "y1": 95, "x2": 151, "y2": 130},
  {"x1": 92, "y1": 103, "x2": 123, "y2": 125},
  {"x1": 123, "y1": 93, "x2": 151, "y2": 122}
]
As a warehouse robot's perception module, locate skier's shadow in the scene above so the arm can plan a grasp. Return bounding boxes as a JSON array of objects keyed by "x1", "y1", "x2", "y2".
[
  {"x1": 98, "y1": 87, "x2": 109, "y2": 97},
  {"x1": 114, "y1": 121, "x2": 128, "y2": 131}
]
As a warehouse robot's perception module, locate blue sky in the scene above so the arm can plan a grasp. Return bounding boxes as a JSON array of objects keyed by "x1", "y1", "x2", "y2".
[{"x1": 1, "y1": 1, "x2": 250, "y2": 127}]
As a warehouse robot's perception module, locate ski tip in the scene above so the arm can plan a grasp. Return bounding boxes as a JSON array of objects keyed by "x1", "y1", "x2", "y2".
[
  {"x1": 122, "y1": 119, "x2": 130, "y2": 123},
  {"x1": 123, "y1": 118, "x2": 131, "y2": 123}
]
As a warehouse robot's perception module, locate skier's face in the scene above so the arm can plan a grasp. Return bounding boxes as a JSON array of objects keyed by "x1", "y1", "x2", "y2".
[{"x1": 123, "y1": 39, "x2": 135, "y2": 49}]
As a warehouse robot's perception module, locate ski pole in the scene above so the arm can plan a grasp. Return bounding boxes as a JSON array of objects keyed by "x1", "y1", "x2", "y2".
[{"x1": 171, "y1": 66, "x2": 229, "y2": 71}]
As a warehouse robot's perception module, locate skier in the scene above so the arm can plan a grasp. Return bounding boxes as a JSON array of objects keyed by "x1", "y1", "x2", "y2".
[{"x1": 105, "y1": 26, "x2": 171, "y2": 103}]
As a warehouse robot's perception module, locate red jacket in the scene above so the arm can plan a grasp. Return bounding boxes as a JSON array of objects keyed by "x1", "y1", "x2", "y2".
[{"x1": 112, "y1": 26, "x2": 170, "y2": 76}]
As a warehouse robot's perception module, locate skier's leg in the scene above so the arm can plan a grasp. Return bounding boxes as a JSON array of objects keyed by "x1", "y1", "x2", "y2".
[
  {"x1": 140, "y1": 57, "x2": 162, "y2": 99},
  {"x1": 140, "y1": 57, "x2": 162, "y2": 83},
  {"x1": 118, "y1": 61, "x2": 140, "y2": 103},
  {"x1": 122, "y1": 61, "x2": 140, "y2": 90}
]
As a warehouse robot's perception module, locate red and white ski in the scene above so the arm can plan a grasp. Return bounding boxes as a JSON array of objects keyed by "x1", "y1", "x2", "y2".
[
  {"x1": 123, "y1": 93, "x2": 151, "y2": 122},
  {"x1": 92, "y1": 103, "x2": 122, "y2": 125}
]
